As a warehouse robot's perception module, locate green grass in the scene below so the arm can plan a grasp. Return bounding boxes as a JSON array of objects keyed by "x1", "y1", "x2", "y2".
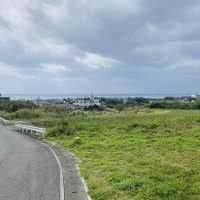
[
  {"x1": 0, "y1": 108, "x2": 62, "y2": 127},
  {"x1": 48, "y1": 109, "x2": 200, "y2": 200},
  {"x1": 2, "y1": 108, "x2": 200, "y2": 199}
]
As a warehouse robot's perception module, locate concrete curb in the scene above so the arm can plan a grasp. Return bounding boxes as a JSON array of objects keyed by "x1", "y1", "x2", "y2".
[
  {"x1": 0, "y1": 117, "x2": 28, "y2": 126},
  {"x1": 43, "y1": 140, "x2": 92, "y2": 200},
  {"x1": 41, "y1": 142, "x2": 65, "y2": 200},
  {"x1": 0, "y1": 117, "x2": 14, "y2": 125},
  {"x1": 78, "y1": 167, "x2": 93, "y2": 200}
]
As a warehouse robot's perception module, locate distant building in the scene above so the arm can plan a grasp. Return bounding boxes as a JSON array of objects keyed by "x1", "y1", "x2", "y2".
[
  {"x1": 33, "y1": 98, "x2": 64, "y2": 107},
  {"x1": 0, "y1": 93, "x2": 10, "y2": 102},
  {"x1": 73, "y1": 94, "x2": 101, "y2": 108},
  {"x1": 32, "y1": 94, "x2": 101, "y2": 110},
  {"x1": 196, "y1": 95, "x2": 200, "y2": 100},
  {"x1": 191, "y1": 94, "x2": 200, "y2": 100}
]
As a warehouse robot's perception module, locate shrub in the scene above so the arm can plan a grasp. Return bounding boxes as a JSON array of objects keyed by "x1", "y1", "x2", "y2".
[
  {"x1": 0, "y1": 100, "x2": 37, "y2": 112},
  {"x1": 149, "y1": 102, "x2": 166, "y2": 109},
  {"x1": 46, "y1": 119, "x2": 74, "y2": 137},
  {"x1": 8, "y1": 109, "x2": 43, "y2": 120},
  {"x1": 193, "y1": 101, "x2": 200, "y2": 109}
]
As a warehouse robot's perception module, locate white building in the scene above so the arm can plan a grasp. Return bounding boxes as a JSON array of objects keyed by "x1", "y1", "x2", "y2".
[
  {"x1": 191, "y1": 94, "x2": 200, "y2": 100},
  {"x1": 73, "y1": 95, "x2": 101, "y2": 108}
]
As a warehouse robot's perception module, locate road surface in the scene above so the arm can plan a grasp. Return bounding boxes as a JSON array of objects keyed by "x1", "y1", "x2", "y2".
[{"x1": 0, "y1": 124, "x2": 60, "y2": 200}]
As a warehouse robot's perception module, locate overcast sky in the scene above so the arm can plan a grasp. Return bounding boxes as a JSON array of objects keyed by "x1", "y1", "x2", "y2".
[{"x1": 0, "y1": 0, "x2": 200, "y2": 94}]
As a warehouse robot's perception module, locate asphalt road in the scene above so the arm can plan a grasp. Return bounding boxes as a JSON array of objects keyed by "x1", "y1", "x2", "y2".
[{"x1": 0, "y1": 124, "x2": 60, "y2": 200}]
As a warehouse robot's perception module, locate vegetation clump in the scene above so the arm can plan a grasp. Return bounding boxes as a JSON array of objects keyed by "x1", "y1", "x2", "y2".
[
  {"x1": 5, "y1": 109, "x2": 44, "y2": 120},
  {"x1": 46, "y1": 119, "x2": 74, "y2": 137},
  {"x1": 0, "y1": 100, "x2": 36, "y2": 112}
]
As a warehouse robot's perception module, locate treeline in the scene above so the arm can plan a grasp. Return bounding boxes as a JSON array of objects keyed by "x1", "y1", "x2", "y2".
[
  {"x1": 100, "y1": 97, "x2": 150, "y2": 110},
  {"x1": 149, "y1": 100, "x2": 200, "y2": 110},
  {"x1": 100, "y1": 97, "x2": 200, "y2": 110}
]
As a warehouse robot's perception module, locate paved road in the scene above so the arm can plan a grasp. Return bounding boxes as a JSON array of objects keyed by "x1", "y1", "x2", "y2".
[{"x1": 0, "y1": 124, "x2": 60, "y2": 200}]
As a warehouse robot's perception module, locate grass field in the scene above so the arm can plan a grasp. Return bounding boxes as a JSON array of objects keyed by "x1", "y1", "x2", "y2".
[
  {"x1": 47, "y1": 109, "x2": 200, "y2": 200},
  {"x1": 2, "y1": 108, "x2": 200, "y2": 199}
]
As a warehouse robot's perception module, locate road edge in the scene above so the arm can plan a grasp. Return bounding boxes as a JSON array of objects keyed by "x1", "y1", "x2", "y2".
[
  {"x1": 43, "y1": 140, "x2": 92, "y2": 200},
  {"x1": 0, "y1": 117, "x2": 92, "y2": 200},
  {"x1": 41, "y1": 142, "x2": 65, "y2": 200}
]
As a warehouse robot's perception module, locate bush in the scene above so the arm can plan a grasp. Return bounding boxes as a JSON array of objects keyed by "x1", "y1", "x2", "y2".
[
  {"x1": 46, "y1": 119, "x2": 74, "y2": 137},
  {"x1": 127, "y1": 97, "x2": 150, "y2": 105},
  {"x1": 149, "y1": 102, "x2": 166, "y2": 109},
  {"x1": 0, "y1": 100, "x2": 37, "y2": 112},
  {"x1": 7, "y1": 109, "x2": 43, "y2": 120},
  {"x1": 193, "y1": 101, "x2": 200, "y2": 109},
  {"x1": 149, "y1": 100, "x2": 195, "y2": 110}
]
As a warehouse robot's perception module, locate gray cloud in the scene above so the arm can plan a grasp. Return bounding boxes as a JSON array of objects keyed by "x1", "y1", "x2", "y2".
[{"x1": 0, "y1": 0, "x2": 200, "y2": 94}]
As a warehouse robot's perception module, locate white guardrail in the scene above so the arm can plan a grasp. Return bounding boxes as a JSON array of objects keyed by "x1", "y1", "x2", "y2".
[{"x1": 15, "y1": 124, "x2": 46, "y2": 136}]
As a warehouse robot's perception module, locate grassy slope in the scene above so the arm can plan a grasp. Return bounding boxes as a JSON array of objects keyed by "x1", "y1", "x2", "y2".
[
  {"x1": 2, "y1": 108, "x2": 200, "y2": 199},
  {"x1": 49, "y1": 109, "x2": 200, "y2": 200}
]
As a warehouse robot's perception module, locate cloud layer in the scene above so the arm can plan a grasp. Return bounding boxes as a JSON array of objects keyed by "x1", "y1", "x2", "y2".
[{"x1": 0, "y1": 0, "x2": 200, "y2": 94}]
